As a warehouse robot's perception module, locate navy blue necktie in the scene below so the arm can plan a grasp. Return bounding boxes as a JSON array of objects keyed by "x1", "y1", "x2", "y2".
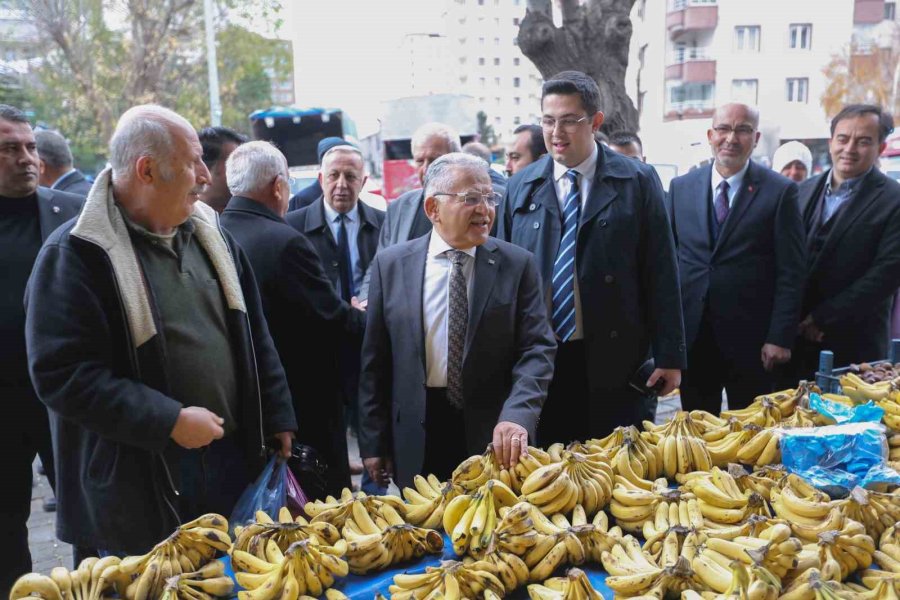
[
  {"x1": 336, "y1": 215, "x2": 353, "y2": 301},
  {"x1": 551, "y1": 170, "x2": 580, "y2": 342}
]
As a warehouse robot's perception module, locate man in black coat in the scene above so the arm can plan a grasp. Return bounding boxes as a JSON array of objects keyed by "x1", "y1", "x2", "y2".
[
  {"x1": 498, "y1": 71, "x2": 686, "y2": 443},
  {"x1": 791, "y1": 104, "x2": 900, "y2": 376},
  {"x1": 287, "y1": 137, "x2": 357, "y2": 212},
  {"x1": 0, "y1": 105, "x2": 83, "y2": 598},
  {"x1": 666, "y1": 103, "x2": 806, "y2": 412},
  {"x1": 35, "y1": 129, "x2": 92, "y2": 196},
  {"x1": 221, "y1": 141, "x2": 366, "y2": 496}
]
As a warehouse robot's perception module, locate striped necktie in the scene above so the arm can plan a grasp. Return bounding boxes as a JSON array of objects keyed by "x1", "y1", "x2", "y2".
[{"x1": 551, "y1": 170, "x2": 580, "y2": 342}]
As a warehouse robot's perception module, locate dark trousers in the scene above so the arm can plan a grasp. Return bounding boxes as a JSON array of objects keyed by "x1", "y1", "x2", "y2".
[
  {"x1": 0, "y1": 393, "x2": 55, "y2": 598},
  {"x1": 168, "y1": 435, "x2": 252, "y2": 522},
  {"x1": 421, "y1": 388, "x2": 468, "y2": 481},
  {"x1": 681, "y1": 315, "x2": 772, "y2": 413}
]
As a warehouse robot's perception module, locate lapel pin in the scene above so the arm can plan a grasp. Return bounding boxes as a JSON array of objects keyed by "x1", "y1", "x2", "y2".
[
  {"x1": 748, "y1": 186, "x2": 754, "y2": 193},
  {"x1": 488, "y1": 259, "x2": 495, "y2": 265},
  {"x1": 52, "y1": 206, "x2": 60, "y2": 213}
]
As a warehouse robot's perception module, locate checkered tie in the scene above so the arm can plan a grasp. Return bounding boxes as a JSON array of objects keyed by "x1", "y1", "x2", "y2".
[
  {"x1": 551, "y1": 170, "x2": 580, "y2": 342},
  {"x1": 447, "y1": 250, "x2": 468, "y2": 408}
]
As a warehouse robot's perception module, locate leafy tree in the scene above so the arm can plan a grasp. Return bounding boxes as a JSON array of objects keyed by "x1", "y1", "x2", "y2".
[
  {"x1": 477, "y1": 110, "x2": 498, "y2": 147},
  {"x1": 821, "y1": 42, "x2": 900, "y2": 119}
]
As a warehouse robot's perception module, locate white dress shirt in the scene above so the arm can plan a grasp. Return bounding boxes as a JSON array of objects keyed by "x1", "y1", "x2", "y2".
[
  {"x1": 423, "y1": 232, "x2": 476, "y2": 387},
  {"x1": 710, "y1": 160, "x2": 750, "y2": 210},
  {"x1": 549, "y1": 144, "x2": 599, "y2": 341},
  {"x1": 322, "y1": 201, "x2": 363, "y2": 297}
]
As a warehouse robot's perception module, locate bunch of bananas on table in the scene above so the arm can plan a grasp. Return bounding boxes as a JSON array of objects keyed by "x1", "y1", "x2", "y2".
[
  {"x1": 117, "y1": 513, "x2": 232, "y2": 600},
  {"x1": 402, "y1": 474, "x2": 465, "y2": 529},
  {"x1": 546, "y1": 505, "x2": 622, "y2": 564},
  {"x1": 519, "y1": 449, "x2": 613, "y2": 517},
  {"x1": 678, "y1": 467, "x2": 772, "y2": 526},
  {"x1": 153, "y1": 561, "x2": 234, "y2": 600},
  {"x1": 9, "y1": 557, "x2": 130, "y2": 600},
  {"x1": 695, "y1": 522, "x2": 802, "y2": 582},
  {"x1": 835, "y1": 486, "x2": 900, "y2": 541},
  {"x1": 342, "y1": 498, "x2": 443, "y2": 574},
  {"x1": 304, "y1": 490, "x2": 408, "y2": 529},
  {"x1": 526, "y1": 568, "x2": 605, "y2": 600},
  {"x1": 808, "y1": 521, "x2": 875, "y2": 581},
  {"x1": 769, "y1": 474, "x2": 855, "y2": 543},
  {"x1": 442, "y1": 479, "x2": 520, "y2": 556},
  {"x1": 840, "y1": 372, "x2": 895, "y2": 403},
  {"x1": 233, "y1": 507, "x2": 341, "y2": 558},
  {"x1": 452, "y1": 446, "x2": 554, "y2": 495},
  {"x1": 641, "y1": 411, "x2": 712, "y2": 477},
  {"x1": 463, "y1": 548, "x2": 531, "y2": 593},
  {"x1": 682, "y1": 560, "x2": 782, "y2": 600},
  {"x1": 610, "y1": 483, "x2": 697, "y2": 535},
  {"x1": 589, "y1": 425, "x2": 662, "y2": 481},
  {"x1": 232, "y1": 537, "x2": 348, "y2": 599},
  {"x1": 388, "y1": 559, "x2": 505, "y2": 600}
]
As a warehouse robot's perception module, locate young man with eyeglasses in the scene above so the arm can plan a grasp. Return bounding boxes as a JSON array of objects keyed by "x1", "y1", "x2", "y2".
[
  {"x1": 666, "y1": 102, "x2": 805, "y2": 412},
  {"x1": 498, "y1": 71, "x2": 685, "y2": 443},
  {"x1": 358, "y1": 153, "x2": 556, "y2": 488}
]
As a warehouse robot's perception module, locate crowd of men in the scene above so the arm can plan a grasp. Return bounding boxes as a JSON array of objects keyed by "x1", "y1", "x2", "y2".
[{"x1": 2, "y1": 69, "x2": 900, "y2": 592}]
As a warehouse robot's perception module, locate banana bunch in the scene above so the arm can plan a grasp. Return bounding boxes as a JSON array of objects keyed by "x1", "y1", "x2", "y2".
[
  {"x1": 526, "y1": 568, "x2": 605, "y2": 600},
  {"x1": 596, "y1": 426, "x2": 663, "y2": 482},
  {"x1": 402, "y1": 474, "x2": 465, "y2": 529},
  {"x1": 806, "y1": 522, "x2": 875, "y2": 582},
  {"x1": 780, "y1": 406, "x2": 831, "y2": 429},
  {"x1": 642, "y1": 412, "x2": 713, "y2": 478},
  {"x1": 519, "y1": 510, "x2": 588, "y2": 581},
  {"x1": 607, "y1": 552, "x2": 703, "y2": 599},
  {"x1": 452, "y1": 446, "x2": 553, "y2": 494},
  {"x1": 305, "y1": 488, "x2": 408, "y2": 529},
  {"x1": 706, "y1": 427, "x2": 761, "y2": 467},
  {"x1": 840, "y1": 373, "x2": 892, "y2": 403},
  {"x1": 119, "y1": 513, "x2": 232, "y2": 600},
  {"x1": 388, "y1": 559, "x2": 506, "y2": 600},
  {"x1": 520, "y1": 450, "x2": 613, "y2": 517},
  {"x1": 232, "y1": 538, "x2": 348, "y2": 599},
  {"x1": 441, "y1": 478, "x2": 519, "y2": 556},
  {"x1": 875, "y1": 523, "x2": 900, "y2": 574},
  {"x1": 843, "y1": 578, "x2": 900, "y2": 600},
  {"x1": 680, "y1": 467, "x2": 772, "y2": 527},
  {"x1": 720, "y1": 397, "x2": 784, "y2": 429},
  {"x1": 696, "y1": 523, "x2": 801, "y2": 581},
  {"x1": 878, "y1": 396, "x2": 900, "y2": 431},
  {"x1": 889, "y1": 433, "x2": 900, "y2": 462},
  {"x1": 836, "y1": 486, "x2": 900, "y2": 541},
  {"x1": 601, "y1": 535, "x2": 665, "y2": 596},
  {"x1": 639, "y1": 494, "x2": 705, "y2": 541},
  {"x1": 734, "y1": 427, "x2": 782, "y2": 467},
  {"x1": 610, "y1": 482, "x2": 682, "y2": 534},
  {"x1": 462, "y1": 549, "x2": 531, "y2": 593},
  {"x1": 10, "y1": 557, "x2": 129, "y2": 600},
  {"x1": 154, "y1": 561, "x2": 234, "y2": 600},
  {"x1": 776, "y1": 568, "x2": 848, "y2": 600},
  {"x1": 729, "y1": 465, "x2": 788, "y2": 503},
  {"x1": 643, "y1": 527, "x2": 704, "y2": 569},
  {"x1": 233, "y1": 507, "x2": 341, "y2": 559},
  {"x1": 491, "y1": 501, "x2": 542, "y2": 557},
  {"x1": 684, "y1": 559, "x2": 782, "y2": 600},
  {"x1": 770, "y1": 475, "x2": 841, "y2": 540},
  {"x1": 548, "y1": 505, "x2": 623, "y2": 564}
]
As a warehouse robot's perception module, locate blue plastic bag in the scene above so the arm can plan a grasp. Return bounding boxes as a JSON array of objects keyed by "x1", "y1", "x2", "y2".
[
  {"x1": 229, "y1": 455, "x2": 287, "y2": 536},
  {"x1": 780, "y1": 422, "x2": 900, "y2": 492},
  {"x1": 808, "y1": 392, "x2": 884, "y2": 424}
]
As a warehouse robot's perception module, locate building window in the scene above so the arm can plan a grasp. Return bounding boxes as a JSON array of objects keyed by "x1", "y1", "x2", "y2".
[
  {"x1": 479, "y1": 57, "x2": 485, "y2": 65},
  {"x1": 494, "y1": 37, "x2": 500, "y2": 45},
  {"x1": 495, "y1": 76, "x2": 501, "y2": 85},
  {"x1": 667, "y1": 82, "x2": 715, "y2": 112},
  {"x1": 514, "y1": 17, "x2": 520, "y2": 26},
  {"x1": 513, "y1": 37, "x2": 519, "y2": 46},
  {"x1": 479, "y1": 37, "x2": 485, "y2": 45},
  {"x1": 786, "y1": 78, "x2": 809, "y2": 102},
  {"x1": 789, "y1": 24, "x2": 812, "y2": 49},
  {"x1": 494, "y1": 18, "x2": 500, "y2": 26},
  {"x1": 513, "y1": 76, "x2": 521, "y2": 87},
  {"x1": 514, "y1": 97, "x2": 521, "y2": 105},
  {"x1": 886, "y1": 1, "x2": 896, "y2": 20},
  {"x1": 496, "y1": 97, "x2": 501, "y2": 105},
  {"x1": 494, "y1": 57, "x2": 500, "y2": 66},
  {"x1": 514, "y1": 116, "x2": 521, "y2": 125},
  {"x1": 734, "y1": 26, "x2": 761, "y2": 52},
  {"x1": 731, "y1": 79, "x2": 758, "y2": 104},
  {"x1": 478, "y1": 0, "x2": 484, "y2": 4},
  {"x1": 459, "y1": 56, "x2": 467, "y2": 64},
  {"x1": 495, "y1": 116, "x2": 501, "y2": 124},
  {"x1": 513, "y1": 57, "x2": 520, "y2": 66},
  {"x1": 480, "y1": 77, "x2": 486, "y2": 87}
]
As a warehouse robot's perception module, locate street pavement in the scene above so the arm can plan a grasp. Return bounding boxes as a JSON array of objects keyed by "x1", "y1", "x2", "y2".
[{"x1": 27, "y1": 394, "x2": 689, "y2": 574}]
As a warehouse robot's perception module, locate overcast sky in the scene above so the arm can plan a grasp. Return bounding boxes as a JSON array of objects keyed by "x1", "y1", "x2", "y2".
[{"x1": 278, "y1": 1, "x2": 445, "y2": 135}]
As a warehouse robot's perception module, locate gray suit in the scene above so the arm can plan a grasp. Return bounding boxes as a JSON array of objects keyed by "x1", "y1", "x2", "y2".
[{"x1": 357, "y1": 234, "x2": 556, "y2": 488}]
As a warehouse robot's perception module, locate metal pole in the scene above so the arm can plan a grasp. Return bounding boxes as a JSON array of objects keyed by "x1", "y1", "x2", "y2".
[{"x1": 203, "y1": 0, "x2": 222, "y2": 126}]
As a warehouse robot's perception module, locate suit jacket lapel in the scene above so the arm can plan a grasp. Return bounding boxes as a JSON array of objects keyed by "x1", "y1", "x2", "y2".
[
  {"x1": 37, "y1": 188, "x2": 68, "y2": 242},
  {"x1": 713, "y1": 162, "x2": 761, "y2": 257},
  {"x1": 464, "y1": 240, "x2": 499, "y2": 359},
  {"x1": 692, "y1": 165, "x2": 713, "y2": 250},
  {"x1": 357, "y1": 202, "x2": 377, "y2": 268},
  {"x1": 811, "y1": 169, "x2": 884, "y2": 274},
  {"x1": 580, "y1": 172, "x2": 618, "y2": 227},
  {"x1": 402, "y1": 236, "x2": 429, "y2": 371}
]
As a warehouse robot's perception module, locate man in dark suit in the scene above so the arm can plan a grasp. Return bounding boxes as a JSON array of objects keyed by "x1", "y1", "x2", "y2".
[
  {"x1": 286, "y1": 145, "x2": 384, "y2": 491},
  {"x1": 498, "y1": 71, "x2": 686, "y2": 443},
  {"x1": 288, "y1": 137, "x2": 357, "y2": 212},
  {"x1": 0, "y1": 105, "x2": 82, "y2": 597},
  {"x1": 359, "y1": 153, "x2": 556, "y2": 488},
  {"x1": 791, "y1": 104, "x2": 900, "y2": 376},
  {"x1": 220, "y1": 141, "x2": 366, "y2": 497},
  {"x1": 35, "y1": 129, "x2": 92, "y2": 196},
  {"x1": 666, "y1": 103, "x2": 806, "y2": 412}
]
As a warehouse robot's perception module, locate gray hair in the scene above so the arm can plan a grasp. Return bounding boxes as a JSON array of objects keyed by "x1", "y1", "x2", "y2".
[
  {"x1": 424, "y1": 152, "x2": 490, "y2": 198},
  {"x1": 462, "y1": 141, "x2": 492, "y2": 165},
  {"x1": 226, "y1": 141, "x2": 288, "y2": 196},
  {"x1": 320, "y1": 145, "x2": 365, "y2": 171},
  {"x1": 109, "y1": 104, "x2": 194, "y2": 181},
  {"x1": 35, "y1": 130, "x2": 73, "y2": 168},
  {"x1": 411, "y1": 122, "x2": 462, "y2": 155},
  {"x1": 0, "y1": 104, "x2": 29, "y2": 124},
  {"x1": 714, "y1": 102, "x2": 760, "y2": 129}
]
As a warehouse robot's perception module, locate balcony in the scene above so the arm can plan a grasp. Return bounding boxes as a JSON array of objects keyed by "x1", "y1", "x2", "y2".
[
  {"x1": 854, "y1": 0, "x2": 885, "y2": 24},
  {"x1": 667, "y1": 0, "x2": 718, "y2": 39},
  {"x1": 664, "y1": 100, "x2": 716, "y2": 121},
  {"x1": 665, "y1": 49, "x2": 716, "y2": 83}
]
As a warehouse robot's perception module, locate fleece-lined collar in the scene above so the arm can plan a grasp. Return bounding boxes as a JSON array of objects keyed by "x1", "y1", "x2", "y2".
[{"x1": 70, "y1": 168, "x2": 246, "y2": 348}]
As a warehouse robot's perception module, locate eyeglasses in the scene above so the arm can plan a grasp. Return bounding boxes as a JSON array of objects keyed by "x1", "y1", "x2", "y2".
[
  {"x1": 540, "y1": 116, "x2": 589, "y2": 132},
  {"x1": 433, "y1": 191, "x2": 502, "y2": 207},
  {"x1": 712, "y1": 125, "x2": 755, "y2": 137}
]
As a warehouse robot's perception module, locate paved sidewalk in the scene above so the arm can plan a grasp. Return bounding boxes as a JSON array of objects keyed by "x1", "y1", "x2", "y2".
[{"x1": 28, "y1": 394, "x2": 686, "y2": 574}]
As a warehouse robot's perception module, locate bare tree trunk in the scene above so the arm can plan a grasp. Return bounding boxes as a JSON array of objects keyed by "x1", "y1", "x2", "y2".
[{"x1": 519, "y1": 0, "x2": 639, "y2": 134}]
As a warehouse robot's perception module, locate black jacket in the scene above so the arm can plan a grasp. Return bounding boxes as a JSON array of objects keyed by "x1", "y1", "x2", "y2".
[
  {"x1": 666, "y1": 161, "x2": 806, "y2": 365},
  {"x1": 288, "y1": 181, "x2": 323, "y2": 213},
  {"x1": 53, "y1": 170, "x2": 92, "y2": 196},
  {"x1": 498, "y1": 145, "x2": 686, "y2": 431},
  {"x1": 797, "y1": 168, "x2": 900, "y2": 365},
  {"x1": 24, "y1": 175, "x2": 296, "y2": 553},
  {"x1": 221, "y1": 197, "x2": 365, "y2": 488}
]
